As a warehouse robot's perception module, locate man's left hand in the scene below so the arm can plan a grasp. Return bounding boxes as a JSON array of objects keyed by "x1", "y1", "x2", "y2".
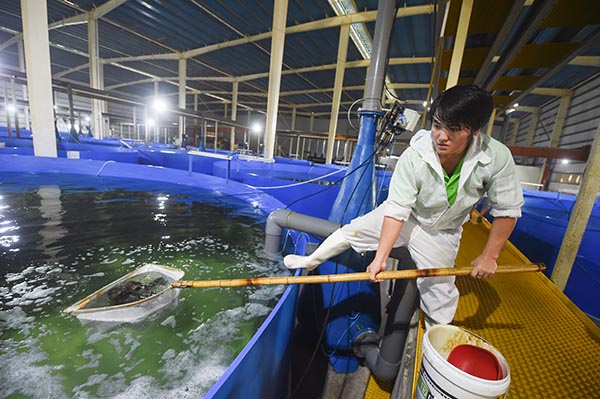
[{"x1": 470, "y1": 255, "x2": 498, "y2": 279}]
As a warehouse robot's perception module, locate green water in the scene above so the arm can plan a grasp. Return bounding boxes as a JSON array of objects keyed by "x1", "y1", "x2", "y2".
[{"x1": 0, "y1": 173, "x2": 286, "y2": 398}]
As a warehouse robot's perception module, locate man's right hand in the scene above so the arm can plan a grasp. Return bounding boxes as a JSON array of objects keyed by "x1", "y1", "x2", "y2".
[{"x1": 366, "y1": 257, "x2": 387, "y2": 282}]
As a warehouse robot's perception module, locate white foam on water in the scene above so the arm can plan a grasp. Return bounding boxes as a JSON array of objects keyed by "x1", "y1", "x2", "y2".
[
  {"x1": 72, "y1": 373, "x2": 110, "y2": 396},
  {"x1": 85, "y1": 272, "x2": 105, "y2": 278},
  {"x1": 189, "y1": 302, "x2": 272, "y2": 347},
  {"x1": 0, "y1": 306, "x2": 35, "y2": 330},
  {"x1": 6, "y1": 272, "x2": 25, "y2": 282},
  {"x1": 248, "y1": 285, "x2": 285, "y2": 302},
  {"x1": 0, "y1": 316, "x2": 66, "y2": 399},
  {"x1": 0, "y1": 345, "x2": 67, "y2": 398},
  {"x1": 80, "y1": 349, "x2": 102, "y2": 369},
  {"x1": 160, "y1": 315, "x2": 177, "y2": 328},
  {"x1": 107, "y1": 337, "x2": 123, "y2": 354},
  {"x1": 122, "y1": 333, "x2": 141, "y2": 361},
  {"x1": 23, "y1": 284, "x2": 59, "y2": 300}
]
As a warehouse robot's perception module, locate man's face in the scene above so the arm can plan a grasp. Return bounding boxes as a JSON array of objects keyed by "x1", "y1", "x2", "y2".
[{"x1": 431, "y1": 116, "x2": 478, "y2": 158}]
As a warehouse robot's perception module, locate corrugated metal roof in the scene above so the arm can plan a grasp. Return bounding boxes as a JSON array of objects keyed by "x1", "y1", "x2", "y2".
[{"x1": 0, "y1": 0, "x2": 598, "y2": 123}]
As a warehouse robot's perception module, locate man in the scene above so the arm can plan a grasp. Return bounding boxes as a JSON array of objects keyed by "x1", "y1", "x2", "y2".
[{"x1": 284, "y1": 85, "x2": 523, "y2": 327}]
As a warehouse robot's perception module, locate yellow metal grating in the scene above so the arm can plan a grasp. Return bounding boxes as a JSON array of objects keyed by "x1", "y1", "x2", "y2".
[
  {"x1": 450, "y1": 219, "x2": 600, "y2": 398},
  {"x1": 366, "y1": 216, "x2": 600, "y2": 399},
  {"x1": 364, "y1": 375, "x2": 394, "y2": 399}
]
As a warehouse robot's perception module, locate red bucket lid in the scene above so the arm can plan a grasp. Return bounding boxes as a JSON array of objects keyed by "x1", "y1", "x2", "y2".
[{"x1": 447, "y1": 344, "x2": 503, "y2": 380}]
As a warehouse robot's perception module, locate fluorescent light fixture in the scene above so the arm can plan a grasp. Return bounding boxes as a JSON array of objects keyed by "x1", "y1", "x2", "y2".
[
  {"x1": 328, "y1": 0, "x2": 402, "y2": 103},
  {"x1": 329, "y1": 0, "x2": 372, "y2": 59},
  {"x1": 561, "y1": 159, "x2": 569, "y2": 164}
]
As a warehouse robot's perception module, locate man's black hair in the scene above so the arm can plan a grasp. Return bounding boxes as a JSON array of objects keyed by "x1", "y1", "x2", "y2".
[{"x1": 430, "y1": 85, "x2": 494, "y2": 133}]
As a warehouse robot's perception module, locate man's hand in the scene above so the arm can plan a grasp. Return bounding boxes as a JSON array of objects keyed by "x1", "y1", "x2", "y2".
[
  {"x1": 368, "y1": 216, "x2": 405, "y2": 282},
  {"x1": 470, "y1": 254, "x2": 498, "y2": 279},
  {"x1": 366, "y1": 257, "x2": 388, "y2": 282},
  {"x1": 471, "y1": 216, "x2": 517, "y2": 279}
]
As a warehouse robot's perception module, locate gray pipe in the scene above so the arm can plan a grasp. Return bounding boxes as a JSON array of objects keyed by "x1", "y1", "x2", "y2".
[
  {"x1": 353, "y1": 247, "x2": 419, "y2": 381},
  {"x1": 362, "y1": 0, "x2": 397, "y2": 112},
  {"x1": 264, "y1": 209, "x2": 341, "y2": 256},
  {"x1": 266, "y1": 209, "x2": 419, "y2": 381}
]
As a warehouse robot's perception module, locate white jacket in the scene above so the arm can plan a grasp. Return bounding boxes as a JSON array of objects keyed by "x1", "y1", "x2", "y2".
[{"x1": 383, "y1": 129, "x2": 523, "y2": 231}]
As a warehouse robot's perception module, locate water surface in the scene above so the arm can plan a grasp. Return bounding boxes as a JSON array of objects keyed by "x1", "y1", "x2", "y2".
[{"x1": 0, "y1": 173, "x2": 285, "y2": 398}]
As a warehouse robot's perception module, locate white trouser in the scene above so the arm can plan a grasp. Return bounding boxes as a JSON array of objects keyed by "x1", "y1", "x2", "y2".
[{"x1": 340, "y1": 203, "x2": 462, "y2": 325}]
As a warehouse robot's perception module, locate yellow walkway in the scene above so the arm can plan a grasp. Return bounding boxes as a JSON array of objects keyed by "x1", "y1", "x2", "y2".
[{"x1": 364, "y1": 217, "x2": 600, "y2": 398}]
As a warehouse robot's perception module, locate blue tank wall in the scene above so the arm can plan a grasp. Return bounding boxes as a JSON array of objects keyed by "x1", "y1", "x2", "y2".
[
  {"x1": 510, "y1": 189, "x2": 600, "y2": 319},
  {"x1": 0, "y1": 154, "x2": 297, "y2": 398}
]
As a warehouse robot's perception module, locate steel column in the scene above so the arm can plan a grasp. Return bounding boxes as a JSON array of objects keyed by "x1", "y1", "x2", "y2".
[
  {"x1": 552, "y1": 120, "x2": 600, "y2": 290},
  {"x1": 326, "y1": 23, "x2": 350, "y2": 164},
  {"x1": 88, "y1": 17, "x2": 103, "y2": 138},
  {"x1": 264, "y1": 0, "x2": 288, "y2": 160},
  {"x1": 20, "y1": 0, "x2": 56, "y2": 157},
  {"x1": 446, "y1": 0, "x2": 473, "y2": 89},
  {"x1": 178, "y1": 55, "x2": 186, "y2": 144}
]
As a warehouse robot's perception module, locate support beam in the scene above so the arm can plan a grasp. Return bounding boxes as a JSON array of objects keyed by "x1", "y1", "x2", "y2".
[
  {"x1": 508, "y1": 27, "x2": 600, "y2": 109},
  {"x1": 550, "y1": 93, "x2": 572, "y2": 147},
  {"x1": 446, "y1": 0, "x2": 473, "y2": 89},
  {"x1": 507, "y1": 145, "x2": 589, "y2": 161},
  {"x1": 486, "y1": 108, "x2": 497, "y2": 137},
  {"x1": 552, "y1": 121, "x2": 600, "y2": 290},
  {"x1": 178, "y1": 55, "x2": 186, "y2": 144},
  {"x1": 88, "y1": 17, "x2": 103, "y2": 138},
  {"x1": 482, "y1": 0, "x2": 558, "y2": 91},
  {"x1": 539, "y1": 93, "x2": 572, "y2": 188},
  {"x1": 96, "y1": 5, "x2": 433, "y2": 63},
  {"x1": 17, "y1": 38, "x2": 30, "y2": 130},
  {"x1": 20, "y1": 0, "x2": 56, "y2": 157},
  {"x1": 474, "y1": 0, "x2": 525, "y2": 86},
  {"x1": 263, "y1": 0, "x2": 288, "y2": 160},
  {"x1": 53, "y1": 63, "x2": 89, "y2": 79},
  {"x1": 231, "y1": 80, "x2": 238, "y2": 152},
  {"x1": 91, "y1": 0, "x2": 129, "y2": 19},
  {"x1": 509, "y1": 118, "x2": 520, "y2": 146},
  {"x1": 326, "y1": 24, "x2": 349, "y2": 164},
  {"x1": 525, "y1": 109, "x2": 540, "y2": 146}
]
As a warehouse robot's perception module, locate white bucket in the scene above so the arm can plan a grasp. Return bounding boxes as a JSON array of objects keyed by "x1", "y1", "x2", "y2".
[{"x1": 416, "y1": 324, "x2": 510, "y2": 399}]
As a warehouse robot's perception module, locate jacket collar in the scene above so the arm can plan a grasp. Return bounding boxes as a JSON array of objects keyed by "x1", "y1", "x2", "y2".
[{"x1": 410, "y1": 129, "x2": 492, "y2": 184}]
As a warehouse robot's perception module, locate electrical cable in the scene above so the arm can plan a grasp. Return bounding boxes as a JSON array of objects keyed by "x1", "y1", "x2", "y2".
[
  {"x1": 346, "y1": 97, "x2": 363, "y2": 132},
  {"x1": 291, "y1": 122, "x2": 397, "y2": 397},
  {"x1": 290, "y1": 150, "x2": 381, "y2": 398}
]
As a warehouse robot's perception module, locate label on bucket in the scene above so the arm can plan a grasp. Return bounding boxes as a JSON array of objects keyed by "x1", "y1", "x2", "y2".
[{"x1": 416, "y1": 365, "x2": 459, "y2": 399}]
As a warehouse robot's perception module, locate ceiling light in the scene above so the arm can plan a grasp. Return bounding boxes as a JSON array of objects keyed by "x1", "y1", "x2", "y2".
[
  {"x1": 152, "y1": 98, "x2": 167, "y2": 113},
  {"x1": 251, "y1": 122, "x2": 262, "y2": 134}
]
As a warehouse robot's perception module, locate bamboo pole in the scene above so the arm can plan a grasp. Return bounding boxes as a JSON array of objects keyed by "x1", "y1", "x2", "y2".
[{"x1": 172, "y1": 263, "x2": 545, "y2": 289}]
